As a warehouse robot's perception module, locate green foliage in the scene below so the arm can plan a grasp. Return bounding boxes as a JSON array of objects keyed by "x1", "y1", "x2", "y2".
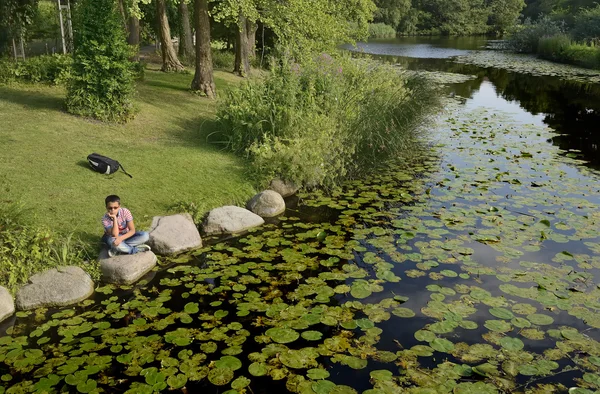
[
  {"x1": 0, "y1": 54, "x2": 72, "y2": 84},
  {"x1": 373, "y1": 0, "x2": 411, "y2": 29},
  {"x1": 0, "y1": 203, "x2": 98, "y2": 294},
  {"x1": 29, "y1": 0, "x2": 60, "y2": 40},
  {"x1": 537, "y1": 33, "x2": 572, "y2": 60},
  {"x1": 214, "y1": 53, "x2": 438, "y2": 189},
  {"x1": 368, "y1": 23, "x2": 397, "y2": 38},
  {"x1": 487, "y1": 0, "x2": 526, "y2": 36},
  {"x1": 212, "y1": 49, "x2": 235, "y2": 70},
  {"x1": 572, "y1": 4, "x2": 600, "y2": 42},
  {"x1": 506, "y1": 16, "x2": 565, "y2": 52},
  {"x1": 66, "y1": 0, "x2": 136, "y2": 122}
]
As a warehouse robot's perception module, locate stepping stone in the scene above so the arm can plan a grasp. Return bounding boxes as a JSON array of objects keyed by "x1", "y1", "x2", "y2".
[
  {"x1": 203, "y1": 205, "x2": 265, "y2": 235},
  {"x1": 247, "y1": 190, "x2": 286, "y2": 218},
  {"x1": 269, "y1": 178, "x2": 299, "y2": 197},
  {"x1": 148, "y1": 213, "x2": 202, "y2": 255},
  {"x1": 16, "y1": 266, "x2": 94, "y2": 311},
  {"x1": 99, "y1": 250, "x2": 157, "y2": 285},
  {"x1": 0, "y1": 286, "x2": 14, "y2": 323}
]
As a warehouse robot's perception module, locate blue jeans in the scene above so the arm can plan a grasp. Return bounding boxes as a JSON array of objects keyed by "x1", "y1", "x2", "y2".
[{"x1": 102, "y1": 231, "x2": 149, "y2": 255}]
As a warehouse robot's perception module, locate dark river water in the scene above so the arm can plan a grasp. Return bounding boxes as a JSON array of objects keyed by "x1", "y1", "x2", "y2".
[{"x1": 2, "y1": 38, "x2": 600, "y2": 394}]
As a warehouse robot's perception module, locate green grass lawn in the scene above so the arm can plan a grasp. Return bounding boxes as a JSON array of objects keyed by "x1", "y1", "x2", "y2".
[{"x1": 0, "y1": 66, "x2": 257, "y2": 246}]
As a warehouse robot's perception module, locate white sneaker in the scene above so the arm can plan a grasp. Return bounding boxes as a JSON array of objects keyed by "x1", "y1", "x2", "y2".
[
  {"x1": 137, "y1": 244, "x2": 151, "y2": 253},
  {"x1": 107, "y1": 248, "x2": 116, "y2": 258}
]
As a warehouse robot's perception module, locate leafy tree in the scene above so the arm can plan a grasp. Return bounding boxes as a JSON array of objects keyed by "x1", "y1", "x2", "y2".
[
  {"x1": 0, "y1": 0, "x2": 38, "y2": 57},
  {"x1": 156, "y1": 0, "x2": 184, "y2": 71},
  {"x1": 66, "y1": 0, "x2": 135, "y2": 122},
  {"x1": 487, "y1": 0, "x2": 525, "y2": 35},
  {"x1": 373, "y1": 0, "x2": 411, "y2": 30},
  {"x1": 190, "y1": 0, "x2": 215, "y2": 97}
]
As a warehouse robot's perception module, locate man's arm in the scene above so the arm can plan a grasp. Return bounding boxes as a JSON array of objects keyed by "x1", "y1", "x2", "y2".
[{"x1": 119, "y1": 220, "x2": 136, "y2": 242}]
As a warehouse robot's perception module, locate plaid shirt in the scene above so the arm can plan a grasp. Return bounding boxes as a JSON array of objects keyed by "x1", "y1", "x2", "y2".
[{"x1": 102, "y1": 207, "x2": 133, "y2": 236}]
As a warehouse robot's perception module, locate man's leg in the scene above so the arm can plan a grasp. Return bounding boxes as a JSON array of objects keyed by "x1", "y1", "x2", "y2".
[
  {"x1": 123, "y1": 231, "x2": 150, "y2": 254},
  {"x1": 103, "y1": 235, "x2": 134, "y2": 255}
]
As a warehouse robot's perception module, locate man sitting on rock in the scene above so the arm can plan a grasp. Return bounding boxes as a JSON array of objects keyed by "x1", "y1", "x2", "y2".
[{"x1": 102, "y1": 195, "x2": 151, "y2": 257}]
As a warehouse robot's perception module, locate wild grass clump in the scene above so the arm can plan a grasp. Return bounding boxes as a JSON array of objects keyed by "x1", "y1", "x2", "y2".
[
  {"x1": 537, "y1": 34, "x2": 573, "y2": 60},
  {"x1": 368, "y1": 23, "x2": 397, "y2": 39},
  {"x1": 0, "y1": 203, "x2": 99, "y2": 294},
  {"x1": 0, "y1": 54, "x2": 72, "y2": 85},
  {"x1": 214, "y1": 53, "x2": 439, "y2": 189}
]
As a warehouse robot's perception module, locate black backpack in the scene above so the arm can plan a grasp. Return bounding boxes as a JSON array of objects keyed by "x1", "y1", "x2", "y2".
[{"x1": 87, "y1": 153, "x2": 133, "y2": 178}]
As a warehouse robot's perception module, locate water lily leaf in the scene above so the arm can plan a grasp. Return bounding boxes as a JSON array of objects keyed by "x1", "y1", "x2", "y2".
[
  {"x1": 208, "y1": 368, "x2": 234, "y2": 386},
  {"x1": 76, "y1": 379, "x2": 97, "y2": 393},
  {"x1": 414, "y1": 330, "x2": 436, "y2": 342},
  {"x1": 266, "y1": 328, "x2": 300, "y2": 344},
  {"x1": 330, "y1": 386, "x2": 358, "y2": 394},
  {"x1": 499, "y1": 337, "x2": 524, "y2": 351},
  {"x1": 527, "y1": 314, "x2": 554, "y2": 325},
  {"x1": 472, "y1": 363, "x2": 497, "y2": 377},
  {"x1": 392, "y1": 308, "x2": 415, "y2": 318},
  {"x1": 302, "y1": 331, "x2": 323, "y2": 341},
  {"x1": 511, "y1": 317, "x2": 531, "y2": 328},
  {"x1": 167, "y1": 374, "x2": 187, "y2": 389},
  {"x1": 231, "y1": 376, "x2": 251, "y2": 389},
  {"x1": 518, "y1": 365, "x2": 539, "y2": 376},
  {"x1": 214, "y1": 356, "x2": 242, "y2": 371},
  {"x1": 307, "y1": 368, "x2": 330, "y2": 380},
  {"x1": 430, "y1": 338, "x2": 454, "y2": 353},
  {"x1": 184, "y1": 302, "x2": 199, "y2": 314},
  {"x1": 489, "y1": 308, "x2": 514, "y2": 320},
  {"x1": 484, "y1": 320, "x2": 512, "y2": 333},
  {"x1": 248, "y1": 362, "x2": 268, "y2": 376},
  {"x1": 312, "y1": 380, "x2": 336, "y2": 394}
]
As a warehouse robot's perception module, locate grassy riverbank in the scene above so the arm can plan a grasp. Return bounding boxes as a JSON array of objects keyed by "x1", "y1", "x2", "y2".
[{"x1": 0, "y1": 66, "x2": 256, "y2": 245}]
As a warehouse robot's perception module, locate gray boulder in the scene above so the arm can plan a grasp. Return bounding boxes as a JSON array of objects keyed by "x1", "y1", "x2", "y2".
[
  {"x1": 100, "y1": 250, "x2": 157, "y2": 285},
  {"x1": 247, "y1": 190, "x2": 286, "y2": 218},
  {"x1": 16, "y1": 266, "x2": 94, "y2": 311},
  {"x1": 148, "y1": 213, "x2": 202, "y2": 255},
  {"x1": 0, "y1": 287, "x2": 14, "y2": 322},
  {"x1": 269, "y1": 178, "x2": 299, "y2": 197},
  {"x1": 203, "y1": 205, "x2": 265, "y2": 235}
]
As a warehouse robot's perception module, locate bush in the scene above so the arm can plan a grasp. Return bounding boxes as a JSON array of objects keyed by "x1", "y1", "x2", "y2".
[
  {"x1": 214, "y1": 53, "x2": 439, "y2": 189},
  {"x1": 212, "y1": 49, "x2": 235, "y2": 70},
  {"x1": 66, "y1": 0, "x2": 136, "y2": 122},
  {"x1": 572, "y1": 5, "x2": 600, "y2": 43},
  {"x1": 561, "y1": 42, "x2": 600, "y2": 69},
  {"x1": 368, "y1": 23, "x2": 397, "y2": 39},
  {"x1": 507, "y1": 16, "x2": 565, "y2": 53},
  {"x1": 0, "y1": 203, "x2": 98, "y2": 294},
  {"x1": 0, "y1": 54, "x2": 72, "y2": 85},
  {"x1": 537, "y1": 34, "x2": 572, "y2": 61}
]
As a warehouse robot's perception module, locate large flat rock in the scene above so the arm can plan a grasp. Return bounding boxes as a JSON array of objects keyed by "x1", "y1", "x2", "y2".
[
  {"x1": 203, "y1": 205, "x2": 265, "y2": 235},
  {"x1": 16, "y1": 266, "x2": 94, "y2": 311},
  {"x1": 100, "y1": 250, "x2": 157, "y2": 285},
  {"x1": 148, "y1": 213, "x2": 202, "y2": 255},
  {"x1": 247, "y1": 190, "x2": 286, "y2": 218},
  {"x1": 0, "y1": 286, "x2": 14, "y2": 323}
]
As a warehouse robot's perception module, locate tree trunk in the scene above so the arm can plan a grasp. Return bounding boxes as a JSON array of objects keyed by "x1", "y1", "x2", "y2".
[
  {"x1": 157, "y1": 0, "x2": 184, "y2": 72},
  {"x1": 117, "y1": 0, "x2": 128, "y2": 33},
  {"x1": 234, "y1": 14, "x2": 250, "y2": 77},
  {"x1": 128, "y1": 16, "x2": 140, "y2": 60},
  {"x1": 246, "y1": 19, "x2": 257, "y2": 59},
  {"x1": 178, "y1": 0, "x2": 195, "y2": 58},
  {"x1": 190, "y1": 0, "x2": 215, "y2": 98},
  {"x1": 128, "y1": 16, "x2": 140, "y2": 46}
]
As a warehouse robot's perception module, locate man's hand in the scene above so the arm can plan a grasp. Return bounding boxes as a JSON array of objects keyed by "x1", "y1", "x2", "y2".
[
  {"x1": 108, "y1": 212, "x2": 118, "y2": 221},
  {"x1": 112, "y1": 237, "x2": 122, "y2": 247}
]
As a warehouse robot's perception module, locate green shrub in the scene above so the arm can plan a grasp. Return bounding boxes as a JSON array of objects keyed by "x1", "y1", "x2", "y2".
[
  {"x1": 212, "y1": 49, "x2": 235, "y2": 70},
  {"x1": 368, "y1": 23, "x2": 397, "y2": 39},
  {"x1": 561, "y1": 42, "x2": 600, "y2": 69},
  {"x1": 537, "y1": 34, "x2": 572, "y2": 61},
  {"x1": 507, "y1": 17, "x2": 565, "y2": 53},
  {"x1": 572, "y1": 4, "x2": 600, "y2": 43},
  {"x1": 214, "y1": 53, "x2": 439, "y2": 189},
  {"x1": 66, "y1": 0, "x2": 136, "y2": 122},
  {"x1": 0, "y1": 203, "x2": 99, "y2": 294},
  {"x1": 0, "y1": 54, "x2": 72, "y2": 85}
]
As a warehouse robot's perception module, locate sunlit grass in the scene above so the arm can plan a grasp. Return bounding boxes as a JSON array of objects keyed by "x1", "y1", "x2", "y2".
[{"x1": 0, "y1": 66, "x2": 257, "y2": 245}]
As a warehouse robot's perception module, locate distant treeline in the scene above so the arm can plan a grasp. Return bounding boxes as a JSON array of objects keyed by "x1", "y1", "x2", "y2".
[{"x1": 371, "y1": 0, "x2": 599, "y2": 37}]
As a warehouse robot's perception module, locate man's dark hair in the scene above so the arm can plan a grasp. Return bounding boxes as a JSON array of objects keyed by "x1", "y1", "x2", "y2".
[{"x1": 105, "y1": 195, "x2": 121, "y2": 206}]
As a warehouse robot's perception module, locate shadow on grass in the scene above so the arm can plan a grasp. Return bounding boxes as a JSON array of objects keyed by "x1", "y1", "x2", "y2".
[
  {"x1": 170, "y1": 115, "x2": 233, "y2": 152},
  {"x1": 142, "y1": 79, "x2": 191, "y2": 93},
  {"x1": 0, "y1": 86, "x2": 65, "y2": 112}
]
